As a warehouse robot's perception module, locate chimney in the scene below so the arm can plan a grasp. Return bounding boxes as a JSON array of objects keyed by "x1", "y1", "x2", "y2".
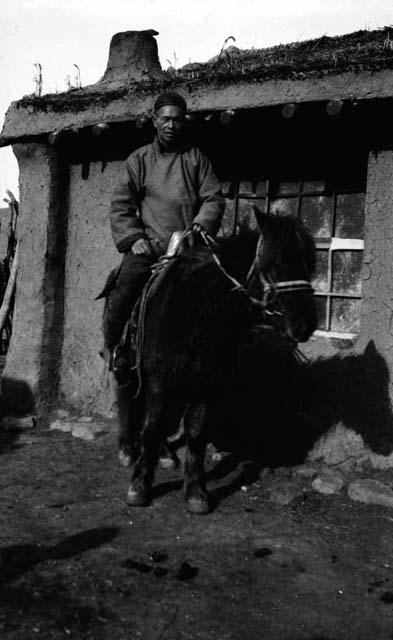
[{"x1": 100, "y1": 30, "x2": 162, "y2": 85}]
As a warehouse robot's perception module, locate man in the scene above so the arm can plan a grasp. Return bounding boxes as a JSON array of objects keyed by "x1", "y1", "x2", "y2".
[{"x1": 103, "y1": 91, "x2": 224, "y2": 374}]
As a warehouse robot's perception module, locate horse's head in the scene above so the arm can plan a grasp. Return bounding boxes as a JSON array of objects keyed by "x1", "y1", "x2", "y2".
[{"x1": 249, "y1": 208, "x2": 317, "y2": 343}]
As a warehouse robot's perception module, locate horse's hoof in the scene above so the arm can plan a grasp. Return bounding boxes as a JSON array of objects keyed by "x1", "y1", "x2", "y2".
[
  {"x1": 126, "y1": 485, "x2": 149, "y2": 507},
  {"x1": 118, "y1": 449, "x2": 133, "y2": 468},
  {"x1": 186, "y1": 496, "x2": 210, "y2": 515}
]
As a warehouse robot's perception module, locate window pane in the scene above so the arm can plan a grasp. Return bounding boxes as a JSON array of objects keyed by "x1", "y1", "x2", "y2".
[
  {"x1": 300, "y1": 196, "x2": 333, "y2": 238},
  {"x1": 269, "y1": 197, "x2": 298, "y2": 217},
  {"x1": 239, "y1": 181, "x2": 255, "y2": 195},
  {"x1": 255, "y1": 181, "x2": 267, "y2": 196},
  {"x1": 237, "y1": 198, "x2": 265, "y2": 231},
  {"x1": 335, "y1": 193, "x2": 365, "y2": 239},
  {"x1": 238, "y1": 181, "x2": 267, "y2": 196},
  {"x1": 220, "y1": 181, "x2": 232, "y2": 197},
  {"x1": 315, "y1": 296, "x2": 328, "y2": 330},
  {"x1": 330, "y1": 298, "x2": 361, "y2": 333},
  {"x1": 303, "y1": 180, "x2": 326, "y2": 193},
  {"x1": 332, "y1": 251, "x2": 363, "y2": 295},
  {"x1": 278, "y1": 181, "x2": 300, "y2": 195},
  {"x1": 313, "y1": 250, "x2": 329, "y2": 292},
  {"x1": 218, "y1": 198, "x2": 236, "y2": 237}
]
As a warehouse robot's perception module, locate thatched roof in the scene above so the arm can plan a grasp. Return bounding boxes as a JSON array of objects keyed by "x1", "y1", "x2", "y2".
[
  {"x1": 16, "y1": 26, "x2": 393, "y2": 110},
  {"x1": 178, "y1": 26, "x2": 393, "y2": 82},
  {"x1": 1, "y1": 26, "x2": 393, "y2": 146}
]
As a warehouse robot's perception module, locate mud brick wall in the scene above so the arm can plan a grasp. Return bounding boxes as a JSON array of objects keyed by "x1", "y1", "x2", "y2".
[
  {"x1": 3, "y1": 144, "x2": 66, "y2": 417},
  {"x1": 358, "y1": 151, "x2": 393, "y2": 361},
  {"x1": 59, "y1": 162, "x2": 120, "y2": 416},
  {"x1": 60, "y1": 168, "x2": 240, "y2": 415}
]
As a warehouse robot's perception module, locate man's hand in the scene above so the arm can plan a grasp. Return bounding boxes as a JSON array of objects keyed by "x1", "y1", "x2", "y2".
[{"x1": 131, "y1": 238, "x2": 153, "y2": 255}]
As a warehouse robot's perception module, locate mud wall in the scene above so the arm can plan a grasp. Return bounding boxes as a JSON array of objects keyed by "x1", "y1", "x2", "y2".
[
  {"x1": 4, "y1": 141, "x2": 393, "y2": 462},
  {"x1": 358, "y1": 151, "x2": 393, "y2": 356},
  {"x1": 59, "y1": 162, "x2": 121, "y2": 416},
  {"x1": 3, "y1": 143, "x2": 67, "y2": 418},
  {"x1": 303, "y1": 150, "x2": 393, "y2": 366}
]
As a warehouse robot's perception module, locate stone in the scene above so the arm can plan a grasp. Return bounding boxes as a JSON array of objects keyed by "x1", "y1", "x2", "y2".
[
  {"x1": 49, "y1": 420, "x2": 73, "y2": 433},
  {"x1": 268, "y1": 481, "x2": 304, "y2": 506},
  {"x1": 78, "y1": 416, "x2": 93, "y2": 423},
  {"x1": 49, "y1": 419, "x2": 109, "y2": 440},
  {"x1": 291, "y1": 464, "x2": 318, "y2": 480},
  {"x1": 308, "y1": 423, "x2": 367, "y2": 468},
  {"x1": 260, "y1": 467, "x2": 272, "y2": 479},
  {"x1": 17, "y1": 434, "x2": 39, "y2": 445},
  {"x1": 72, "y1": 424, "x2": 96, "y2": 441},
  {"x1": 56, "y1": 409, "x2": 70, "y2": 419},
  {"x1": 369, "y1": 451, "x2": 393, "y2": 471},
  {"x1": 348, "y1": 479, "x2": 393, "y2": 508},
  {"x1": 72, "y1": 423, "x2": 108, "y2": 441},
  {"x1": 307, "y1": 421, "x2": 393, "y2": 473},
  {"x1": 1, "y1": 415, "x2": 36, "y2": 430},
  {"x1": 273, "y1": 466, "x2": 292, "y2": 479},
  {"x1": 311, "y1": 470, "x2": 345, "y2": 495}
]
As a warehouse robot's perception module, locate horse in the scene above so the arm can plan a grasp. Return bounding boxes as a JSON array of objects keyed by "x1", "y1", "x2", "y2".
[{"x1": 105, "y1": 207, "x2": 317, "y2": 514}]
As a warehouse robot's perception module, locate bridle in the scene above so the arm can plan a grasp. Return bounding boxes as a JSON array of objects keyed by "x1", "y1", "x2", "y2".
[
  {"x1": 200, "y1": 230, "x2": 313, "y2": 317},
  {"x1": 123, "y1": 224, "x2": 313, "y2": 393},
  {"x1": 244, "y1": 235, "x2": 314, "y2": 314}
]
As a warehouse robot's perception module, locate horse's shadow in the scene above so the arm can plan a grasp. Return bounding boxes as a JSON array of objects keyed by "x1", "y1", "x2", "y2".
[{"x1": 201, "y1": 337, "x2": 393, "y2": 502}]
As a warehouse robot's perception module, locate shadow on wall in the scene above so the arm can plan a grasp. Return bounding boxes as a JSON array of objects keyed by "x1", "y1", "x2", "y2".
[
  {"x1": 209, "y1": 338, "x2": 393, "y2": 466},
  {"x1": 0, "y1": 376, "x2": 35, "y2": 454}
]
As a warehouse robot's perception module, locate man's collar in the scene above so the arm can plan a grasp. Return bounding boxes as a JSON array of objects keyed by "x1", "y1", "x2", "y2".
[{"x1": 153, "y1": 136, "x2": 191, "y2": 154}]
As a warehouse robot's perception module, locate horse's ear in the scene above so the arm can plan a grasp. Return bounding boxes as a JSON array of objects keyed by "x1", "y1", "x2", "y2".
[
  {"x1": 253, "y1": 206, "x2": 271, "y2": 232},
  {"x1": 364, "y1": 340, "x2": 378, "y2": 358}
]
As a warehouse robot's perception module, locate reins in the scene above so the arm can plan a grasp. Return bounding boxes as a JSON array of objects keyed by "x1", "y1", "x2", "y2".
[
  {"x1": 122, "y1": 224, "x2": 313, "y2": 395},
  {"x1": 196, "y1": 226, "x2": 312, "y2": 365}
]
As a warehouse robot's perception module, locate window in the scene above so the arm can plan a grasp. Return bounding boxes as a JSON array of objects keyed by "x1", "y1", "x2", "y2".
[{"x1": 220, "y1": 178, "x2": 366, "y2": 338}]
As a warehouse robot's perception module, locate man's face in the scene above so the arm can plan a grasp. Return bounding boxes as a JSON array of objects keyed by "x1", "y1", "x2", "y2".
[{"x1": 153, "y1": 105, "x2": 185, "y2": 149}]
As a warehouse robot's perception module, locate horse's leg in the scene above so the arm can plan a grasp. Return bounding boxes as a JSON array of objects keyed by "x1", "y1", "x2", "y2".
[
  {"x1": 126, "y1": 380, "x2": 186, "y2": 505},
  {"x1": 116, "y1": 385, "x2": 143, "y2": 467},
  {"x1": 126, "y1": 377, "x2": 168, "y2": 506},
  {"x1": 183, "y1": 402, "x2": 210, "y2": 514}
]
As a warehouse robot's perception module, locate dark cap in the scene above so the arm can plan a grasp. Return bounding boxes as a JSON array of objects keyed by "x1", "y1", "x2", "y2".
[{"x1": 154, "y1": 91, "x2": 187, "y2": 113}]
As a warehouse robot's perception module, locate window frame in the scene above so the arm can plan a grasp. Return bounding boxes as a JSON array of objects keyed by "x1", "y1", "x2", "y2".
[{"x1": 227, "y1": 178, "x2": 365, "y2": 339}]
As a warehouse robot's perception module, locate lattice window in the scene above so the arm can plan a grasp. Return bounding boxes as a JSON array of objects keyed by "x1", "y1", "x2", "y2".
[{"x1": 220, "y1": 179, "x2": 365, "y2": 338}]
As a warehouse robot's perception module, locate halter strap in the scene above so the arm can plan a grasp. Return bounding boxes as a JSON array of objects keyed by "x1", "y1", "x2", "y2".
[
  {"x1": 193, "y1": 225, "x2": 314, "y2": 300},
  {"x1": 249, "y1": 235, "x2": 314, "y2": 298},
  {"x1": 260, "y1": 277, "x2": 314, "y2": 295},
  {"x1": 130, "y1": 224, "x2": 313, "y2": 397}
]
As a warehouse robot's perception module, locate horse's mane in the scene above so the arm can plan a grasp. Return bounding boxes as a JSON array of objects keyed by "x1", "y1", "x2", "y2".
[
  {"x1": 256, "y1": 215, "x2": 316, "y2": 276},
  {"x1": 217, "y1": 215, "x2": 316, "y2": 281}
]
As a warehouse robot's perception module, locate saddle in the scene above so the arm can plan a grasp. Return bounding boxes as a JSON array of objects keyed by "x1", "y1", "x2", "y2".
[
  {"x1": 112, "y1": 230, "x2": 189, "y2": 390},
  {"x1": 119, "y1": 226, "x2": 222, "y2": 391},
  {"x1": 99, "y1": 226, "x2": 218, "y2": 390}
]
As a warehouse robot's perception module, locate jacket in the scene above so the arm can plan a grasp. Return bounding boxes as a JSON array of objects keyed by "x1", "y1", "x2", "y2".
[{"x1": 110, "y1": 138, "x2": 224, "y2": 254}]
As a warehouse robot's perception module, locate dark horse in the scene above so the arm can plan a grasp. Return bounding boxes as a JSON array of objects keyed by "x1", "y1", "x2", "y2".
[{"x1": 105, "y1": 208, "x2": 317, "y2": 514}]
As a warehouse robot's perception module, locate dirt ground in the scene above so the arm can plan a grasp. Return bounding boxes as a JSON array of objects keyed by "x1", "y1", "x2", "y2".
[{"x1": 1, "y1": 421, "x2": 393, "y2": 640}]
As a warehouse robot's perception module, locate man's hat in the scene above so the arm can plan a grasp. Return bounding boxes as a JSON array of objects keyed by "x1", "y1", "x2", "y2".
[{"x1": 154, "y1": 91, "x2": 187, "y2": 113}]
